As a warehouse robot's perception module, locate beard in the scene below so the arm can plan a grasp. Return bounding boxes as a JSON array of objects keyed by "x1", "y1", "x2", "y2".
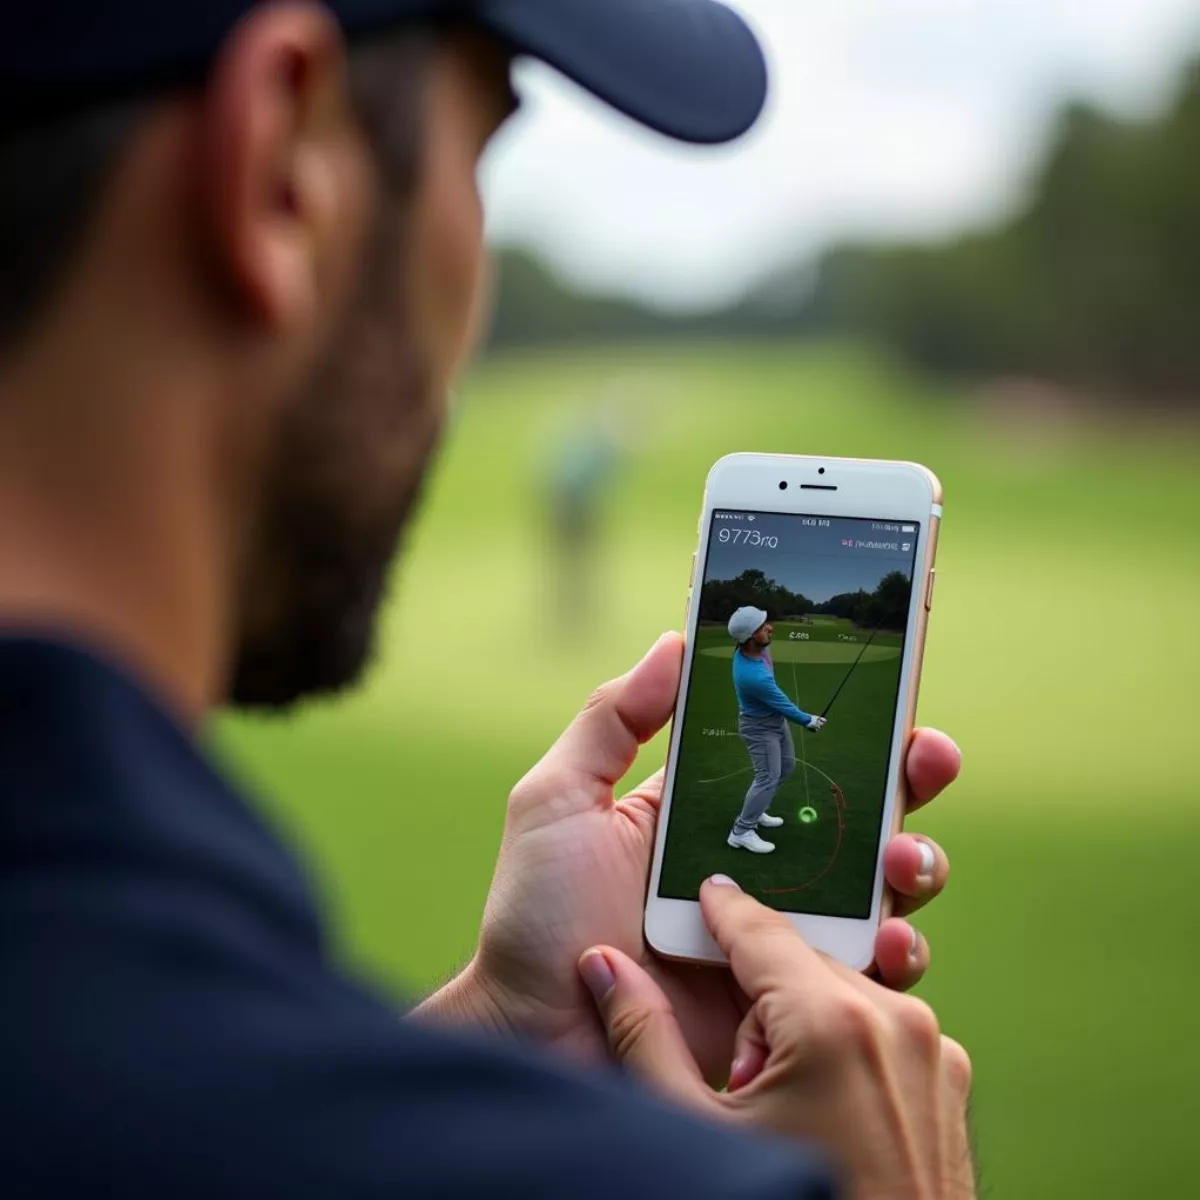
[{"x1": 227, "y1": 202, "x2": 443, "y2": 710}]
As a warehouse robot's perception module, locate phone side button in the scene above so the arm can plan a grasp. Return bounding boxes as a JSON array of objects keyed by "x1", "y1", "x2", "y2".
[
  {"x1": 689, "y1": 553, "x2": 697, "y2": 588},
  {"x1": 925, "y1": 569, "x2": 936, "y2": 611}
]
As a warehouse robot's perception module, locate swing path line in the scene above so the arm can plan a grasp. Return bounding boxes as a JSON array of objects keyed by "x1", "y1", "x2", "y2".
[
  {"x1": 793, "y1": 655, "x2": 813, "y2": 816},
  {"x1": 769, "y1": 647, "x2": 849, "y2": 894},
  {"x1": 693, "y1": 760, "x2": 847, "y2": 896},
  {"x1": 695, "y1": 653, "x2": 837, "y2": 792},
  {"x1": 694, "y1": 759, "x2": 838, "y2": 792},
  {"x1": 694, "y1": 645, "x2": 850, "y2": 895}
]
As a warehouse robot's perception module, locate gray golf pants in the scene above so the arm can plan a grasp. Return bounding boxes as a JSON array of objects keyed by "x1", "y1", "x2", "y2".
[{"x1": 732, "y1": 714, "x2": 796, "y2": 836}]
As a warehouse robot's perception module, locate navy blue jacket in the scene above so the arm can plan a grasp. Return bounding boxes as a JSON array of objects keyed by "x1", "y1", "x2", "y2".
[{"x1": 0, "y1": 637, "x2": 835, "y2": 1198}]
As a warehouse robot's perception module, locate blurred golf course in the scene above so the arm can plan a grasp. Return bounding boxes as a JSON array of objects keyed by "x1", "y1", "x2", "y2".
[{"x1": 217, "y1": 341, "x2": 1199, "y2": 1199}]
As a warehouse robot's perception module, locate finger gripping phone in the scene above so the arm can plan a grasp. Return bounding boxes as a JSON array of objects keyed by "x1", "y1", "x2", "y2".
[{"x1": 645, "y1": 454, "x2": 942, "y2": 969}]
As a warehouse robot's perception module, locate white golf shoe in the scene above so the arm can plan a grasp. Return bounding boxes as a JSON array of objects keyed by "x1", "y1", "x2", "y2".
[
  {"x1": 727, "y1": 830, "x2": 775, "y2": 854},
  {"x1": 757, "y1": 813, "x2": 784, "y2": 828}
]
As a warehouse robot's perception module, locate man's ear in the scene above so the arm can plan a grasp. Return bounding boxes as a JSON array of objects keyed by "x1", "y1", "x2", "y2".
[{"x1": 200, "y1": 1, "x2": 370, "y2": 334}]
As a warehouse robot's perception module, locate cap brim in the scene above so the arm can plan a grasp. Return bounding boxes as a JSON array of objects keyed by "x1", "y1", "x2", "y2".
[{"x1": 474, "y1": 0, "x2": 768, "y2": 145}]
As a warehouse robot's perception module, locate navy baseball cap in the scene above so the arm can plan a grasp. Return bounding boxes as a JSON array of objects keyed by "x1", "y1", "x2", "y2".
[{"x1": 3, "y1": 0, "x2": 768, "y2": 144}]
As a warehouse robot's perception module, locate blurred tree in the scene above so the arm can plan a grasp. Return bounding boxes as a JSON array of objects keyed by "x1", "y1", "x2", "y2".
[
  {"x1": 698, "y1": 570, "x2": 812, "y2": 625},
  {"x1": 484, "y1": 248, "x2": 807, "y2": 351},
  {"x1": 699, "y1": 571, "x2": 909, "y2": 632},
  {"x1": 817, "y1": 590, "x2": 871, "y2": 624},
  {"x1": 486, "y1": 249, "x2": 660, "y2": 348},
  {"x1": 483, "y1": 54, "x2": 1200, "y2": 407},
  {"x1": 802, "y1": 56, "x2": 1200, "y2": 405},
  {"x1": 872, "y1": 571, "x2": 913, "y2": 631}
]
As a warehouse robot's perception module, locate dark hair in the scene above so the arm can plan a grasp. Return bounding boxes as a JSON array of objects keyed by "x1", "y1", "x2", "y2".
[
  {"x1": 0, "y1": 100, "x2": 145, "y2": 357},
  {"x1": 0, "y1": 24, "x2": 440, "y2": 361}
]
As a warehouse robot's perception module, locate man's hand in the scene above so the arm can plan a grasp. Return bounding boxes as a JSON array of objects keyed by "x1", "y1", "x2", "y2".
[
  {"x1": 580, "y1": 880, "x2": 975, "y2": 1198},
  {"x1": 805, "y1": 714, "x2": 827, "y2": 731},
  {"x1": 415, "y1": 633, "x2": 961, "y2": 1081}
]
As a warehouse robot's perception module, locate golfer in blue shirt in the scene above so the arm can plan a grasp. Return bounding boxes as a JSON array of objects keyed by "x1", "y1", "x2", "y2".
[{"x1": 726, "y1": 607, "x2": 828, "y2": 853}]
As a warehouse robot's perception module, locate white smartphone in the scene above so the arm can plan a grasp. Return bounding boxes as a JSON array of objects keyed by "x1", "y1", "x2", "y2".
[{"x1": 645, "y1": 454, "x2": 942, "y2": 970}]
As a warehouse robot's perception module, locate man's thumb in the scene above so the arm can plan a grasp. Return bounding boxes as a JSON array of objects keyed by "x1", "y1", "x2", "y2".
[
  {"x1": 578, "y1": 947, "x2": 710, "y2": 1110},
  {"x1": 544, "y1": 633, "x2": 684, "y2": 792}
]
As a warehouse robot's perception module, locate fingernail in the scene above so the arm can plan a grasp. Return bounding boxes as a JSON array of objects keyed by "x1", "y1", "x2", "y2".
[
  {"x1": 729, "y1": 1055, "x2": 749, "y2": 1089},
  {"x1": 579, "y1": 951, "x2": 616, "y2": 1002},
  {"x1": 909, "y1": 926, "x2": 924, "y2": 965},
  {"x1": 708, "y1": 874, "x2": 741, "y2": 890},
  {"x1": 916, "y1": 841, "x2": 936, "y2": 881}
]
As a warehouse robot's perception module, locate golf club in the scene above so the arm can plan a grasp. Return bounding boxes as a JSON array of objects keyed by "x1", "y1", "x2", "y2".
[{"x1": 819, "y1": 621, "x2": 885, "y2": 719}]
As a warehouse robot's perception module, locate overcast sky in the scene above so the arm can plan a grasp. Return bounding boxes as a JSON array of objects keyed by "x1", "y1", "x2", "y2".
[{"x1": 480, "y1": 0, "x2": 1200, "y2": 311}]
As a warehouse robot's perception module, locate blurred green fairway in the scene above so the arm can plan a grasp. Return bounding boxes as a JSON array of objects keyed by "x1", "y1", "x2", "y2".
[
  {"x1": 662, "y1": 619, "x2": 904, "y2": 916},
  {"x1": 216, "y1": 341, "x2": 1200, "y2": 1199}
]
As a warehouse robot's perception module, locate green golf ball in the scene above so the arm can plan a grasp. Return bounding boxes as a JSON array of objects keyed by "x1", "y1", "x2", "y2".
[{"x1": 799, "y1": 806, "x2": 819, "y2": 824}]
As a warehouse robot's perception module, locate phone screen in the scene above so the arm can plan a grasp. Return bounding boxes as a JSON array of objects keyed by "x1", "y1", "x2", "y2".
[{"x1": 659, "y1": 509, "x2": 921, "y2": 918}]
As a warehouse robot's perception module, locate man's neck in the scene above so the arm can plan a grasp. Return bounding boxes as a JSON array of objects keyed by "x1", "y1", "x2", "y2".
[
  {"x1": 741, "y1": 643, "x2": 764, "y2": 660},
  {"x1": 0, "y1": 110, "x2": 266, "y2": 728},
  {"x1": 0, "y1": 362, "x2": 232, "y2": 728}
]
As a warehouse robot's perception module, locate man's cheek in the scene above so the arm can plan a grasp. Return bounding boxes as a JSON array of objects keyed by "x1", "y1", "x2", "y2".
[
  {"x1": 434, "y1": 186, "x2": 487, "y2": 378},
  {"x1": 459, "y1": 247, "x2": 495, "y2": 368},
  {"x1": 412, "y1": 196, "x2": 485, "y2": 390}
]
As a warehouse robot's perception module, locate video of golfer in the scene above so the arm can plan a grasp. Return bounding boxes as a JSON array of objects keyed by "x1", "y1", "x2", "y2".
[{"x1": 659, "y1": 510, "x2": 919, "y2": 918}]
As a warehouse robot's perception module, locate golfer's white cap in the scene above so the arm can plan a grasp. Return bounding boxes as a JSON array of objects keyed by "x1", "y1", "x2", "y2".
[{"x1": 728, "y1": 606, "x2": 768, "y2": 644}]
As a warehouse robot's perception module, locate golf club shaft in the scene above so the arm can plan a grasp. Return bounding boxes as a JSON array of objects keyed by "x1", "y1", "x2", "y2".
[
  {"x1": 792, "y1": 655, "x2": 812, "y2": 808},
  {"x1": 820, "y1": 623, "x2": 882, "y2": 718}
]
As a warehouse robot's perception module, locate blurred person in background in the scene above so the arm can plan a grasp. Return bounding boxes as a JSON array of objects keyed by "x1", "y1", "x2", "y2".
[
  {"x1": 537, "y1": 382, "x2": 636, "y2": 629},
  {"x1": 0, "y1": 2, "x2": 971, "y2": 1198}
]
